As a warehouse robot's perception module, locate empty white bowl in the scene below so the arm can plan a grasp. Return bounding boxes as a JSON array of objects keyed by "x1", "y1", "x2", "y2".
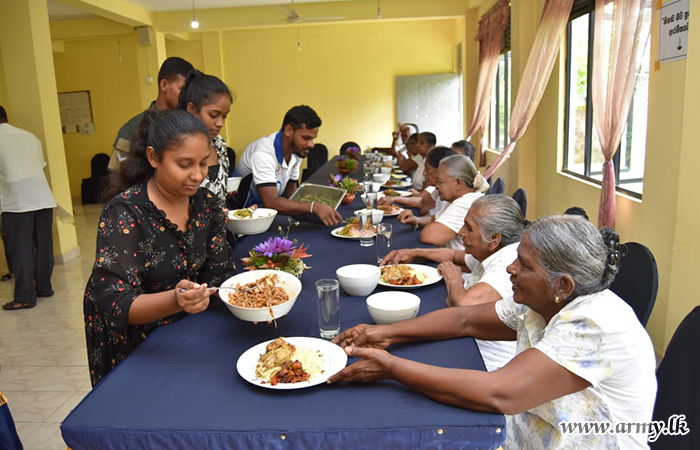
[
  {"x1": 220, "y1": 270, "x2": 302, "y2": 323},
  {"x1": 366, "y1": 291, "x2": 421, "y2": 324},
  {"x1": 336, "y1": 264, "x2": 380, "y2": 296},
  {"x1": 227, "y1": 176, "x2": 242, "y2": 192},
  {"x1": 380, "y1": 166, "x2": 392, "y2": 174},
  {"x1": 373, "y1": 173, "x2": 390, "y2": 184},
  {"x1": 382, "y1": 155, "x2": 394, "y2": 163},
  {"x1": 354, "y1": 208, "x2": 384, "y2": 224},
  {"x1": 226, "y1": 208, "x2": 278, "y2": 235}
]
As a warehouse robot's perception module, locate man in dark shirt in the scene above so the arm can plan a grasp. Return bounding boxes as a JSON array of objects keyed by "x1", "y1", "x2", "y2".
[{"x1": 108, "y1": 57, "x2": 194, "y2": 171}]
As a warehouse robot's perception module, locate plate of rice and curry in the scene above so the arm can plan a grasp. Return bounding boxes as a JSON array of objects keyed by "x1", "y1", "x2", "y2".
[
  {"x1": 378, "y1": 264, "x2": 442, "y2": 289},
  {"x1": 237, "y1": 337, "x2": 348, "y2": 389}
]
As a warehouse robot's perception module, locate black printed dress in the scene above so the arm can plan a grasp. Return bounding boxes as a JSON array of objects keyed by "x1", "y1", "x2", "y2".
[{"x1": 83, "y1": 183, "x2": 236, "y2": 386}]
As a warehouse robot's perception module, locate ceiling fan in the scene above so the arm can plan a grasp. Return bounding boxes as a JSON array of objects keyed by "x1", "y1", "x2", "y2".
[{"x1": 256, "y1": 0, "x2": 346, "y2": 25}]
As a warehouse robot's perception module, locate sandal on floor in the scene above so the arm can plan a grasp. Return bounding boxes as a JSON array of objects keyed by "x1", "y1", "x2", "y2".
[
  {"x1": 2, "y1": 301, "x2": 36, "y2": 310},
  {"x1": 1, "y1": 273, "x2": 12, "y2": 282}
]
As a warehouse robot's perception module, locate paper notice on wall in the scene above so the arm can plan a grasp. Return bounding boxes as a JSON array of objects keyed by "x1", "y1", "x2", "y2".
[
  {"x1": 658, "y1": 0, "x2": 690, "y2": 64},
  {"x1": 58, "y1": 91, "x2": 95, "y2": 135}
]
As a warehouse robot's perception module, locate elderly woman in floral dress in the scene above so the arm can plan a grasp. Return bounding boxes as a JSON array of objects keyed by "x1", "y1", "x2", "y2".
[{"x1": 330, "y1": 215, "x2": 657, "y2": 449}]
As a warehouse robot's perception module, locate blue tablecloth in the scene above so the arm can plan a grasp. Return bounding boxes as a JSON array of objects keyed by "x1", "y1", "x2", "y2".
[{"x1": 62, "y1": 159, "x2": 506, "y2": 449}]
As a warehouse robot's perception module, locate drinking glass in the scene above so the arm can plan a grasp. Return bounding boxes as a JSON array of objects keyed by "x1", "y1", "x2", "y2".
[
  {"x1": 363, "y1": 161, "x2": 373, "y2": 182},
  {"x1": 316, "y1": 279, "x2": 340, "y2": 339},
  {"x1": 364, "y1": 192, "x2": 378, "y2": 209},
  {"x1": 376, "y1": 223, "x2": 392, "y2": 264},
  {"x1": 359, "y1": 211, "x2": 374, "y2": 247}
]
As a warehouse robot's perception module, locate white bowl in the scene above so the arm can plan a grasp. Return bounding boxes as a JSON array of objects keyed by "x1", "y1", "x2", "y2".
[
  {"x1": 366, "y1": 291, "x2": 421, "y2": 324},
  {"x1": 226, "y1": 208, "x2": 278, "y2": 235},
  {"x1": 354, "y1": 208, "x2": 384, "y2": 224},
  {"x1": 220, "y1": 270, "x2": 302, "y2": 323},
  {"x1": 373, "y1": 173, "x2": 391, "y2": 184},
  {"x1": 336, "y1": 264, "x2": 380, "y2": 296},
  {"x1": 227, "y1": 176, "x2": 242, "y2": 192},
  {"x1": 382, "y1": 155, "x2": 393, "y2": 163},
  {"x1": 380, "y1": 166, "x2": 392, "y2": 174}
]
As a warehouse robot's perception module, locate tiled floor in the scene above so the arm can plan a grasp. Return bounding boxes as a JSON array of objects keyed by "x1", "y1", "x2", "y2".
[{"x1": 0, "y1": 201, "x2": 103, "y2": 449}]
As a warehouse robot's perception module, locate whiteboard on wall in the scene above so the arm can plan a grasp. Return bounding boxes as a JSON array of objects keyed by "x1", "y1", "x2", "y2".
[{"x1": 396, "y1": 73, "x2": 463, "y2": 146}]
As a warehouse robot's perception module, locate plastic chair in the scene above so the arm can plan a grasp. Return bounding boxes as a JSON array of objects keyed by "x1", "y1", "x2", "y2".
[
  {"x1": 486, "y1": 177, "x2": 505, "y2": 195},
  {"x1": 609, "y1": 242, "x2": 658, "y2": 326},
  {"x1": 81, "y1": 153, "x2": 111, "y2": 204},
  {"x1": 650, "y1": 305, "x2": 700, "y2": 449},
  {"x1": 511, "y1": 188, "x2": 527, "y2": 217},
  {"x1": 302, "y1": 143, "x2": 329, "y2": 182}
]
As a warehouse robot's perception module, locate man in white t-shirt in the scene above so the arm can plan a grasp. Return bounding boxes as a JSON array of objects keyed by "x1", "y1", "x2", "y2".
[
  {"x1": 0, "y1": 106, "x2": 57, "y2": 310},
  {"x1": 235, "y1": 105, "x2": 341, "y2": 226}
]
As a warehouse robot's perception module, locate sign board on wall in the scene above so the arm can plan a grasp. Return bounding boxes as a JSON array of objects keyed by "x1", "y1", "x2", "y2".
[
  {"x1": 58, "y1": 90, "x2": 95, "y2": 135},
  {"x1": 658, "y1": 0, "x2": 690, "y2": 64}
]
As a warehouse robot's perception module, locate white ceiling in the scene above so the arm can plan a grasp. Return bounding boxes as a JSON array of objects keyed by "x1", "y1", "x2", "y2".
[
  {"x1": 125, "y1": 0, "x2": 354, "y2": 11},
  {"x1": 47, "y1": 0, "x2": 356, "y2": 20}
]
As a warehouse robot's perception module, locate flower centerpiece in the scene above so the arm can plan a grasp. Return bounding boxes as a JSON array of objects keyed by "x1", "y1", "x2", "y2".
[
  {"x1": 329, "y1": 174, "x2": 359, "y2": 205},
  {"x1": 344, "y1": 145, "x2": 360, "y2": 160},
  {"x1": 336, "y1": 157, "x2": 357, "y2": 175},
  {"x1": 241, "y1": 218, "x2": 311, "y2": 278}
]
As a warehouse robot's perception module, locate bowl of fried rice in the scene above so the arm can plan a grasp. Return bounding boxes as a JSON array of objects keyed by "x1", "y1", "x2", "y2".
[{"x1": 220, "y1": 270, "x2": 302, "y2": 323}]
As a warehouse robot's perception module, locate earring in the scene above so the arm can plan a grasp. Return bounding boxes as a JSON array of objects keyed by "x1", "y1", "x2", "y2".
[{"x1": 554, "y1": 296, "x2": 560, "y2": 304}]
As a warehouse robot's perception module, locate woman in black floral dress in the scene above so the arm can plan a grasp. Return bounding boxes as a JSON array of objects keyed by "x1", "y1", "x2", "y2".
[{"x1": 84, "y1": 110, "x2": 236, "y2": 386}]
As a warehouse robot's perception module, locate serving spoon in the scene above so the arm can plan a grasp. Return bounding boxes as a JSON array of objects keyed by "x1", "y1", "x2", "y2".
[{"x1": 178, "y1": 284, "x2": 259, "y2": 293}]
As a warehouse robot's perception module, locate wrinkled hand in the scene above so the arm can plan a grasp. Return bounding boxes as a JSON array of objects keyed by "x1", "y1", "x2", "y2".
[
  {"x1": 332, "y1": 324, "x2": 392, "y2": 350},
  {"x1": 408, "y1": 189, "x2": 421, "y2": 196},
  {"x1": 327, "y1": 346, "x2": 395, "y2": 384},
  {"x1": 437, "y1": 261, "x2": 463, "y2": 284},
  {"x1": 392, "y1": 131, "x2": 400, "y2": 143},
  {"x1": 398, "y1": 209, "x2": 417, "y2": 225},
  {"x1": 174, "y1": 280, "x2": 212, "y2": 314},
  {"x1": 378, "y1": 196, "x2": 395, "y2": 207},
  {"x1": 380, "y1": 249, "x2": 417, "y2": 267},
  {"x1": 314, "y1": 203, "x2": 342, "y2": 226}
]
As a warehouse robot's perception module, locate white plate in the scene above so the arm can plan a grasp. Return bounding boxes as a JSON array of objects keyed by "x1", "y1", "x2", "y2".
[
  {"x1": 237, "y1": 337, "x2": 348, "y2": 390},
  {"x1": 378, "y1": 264, "x2": 443, "y2": 289},
  {"x1": 382, "y1": 190, "x2": 412, "y2": 198},
  {"x1": 331, "y1": 226, "x2": 376, "y2": 240},
  {"x1": 380, "y1": 207, "x2": 404, "y2": 217},
  {"x1": 382, "y1": 181, "x2": 412, "y2": 189},
  {"x1": 331, "y1": 226, "x2": 360, "y2": 240},
  {"x1": 391, "y1": 174, "x2": 408, "y2": 179}
]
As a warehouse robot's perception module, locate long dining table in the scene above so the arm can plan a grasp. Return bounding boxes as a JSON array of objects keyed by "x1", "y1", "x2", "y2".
[{"x1": 61, "y1": 156, "x2": 506, "y2": 449}]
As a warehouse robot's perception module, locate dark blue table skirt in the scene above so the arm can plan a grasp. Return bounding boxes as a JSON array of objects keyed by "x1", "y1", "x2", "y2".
[{"x1": 62, "y1": 159, "x2": 505, "y2": 449}]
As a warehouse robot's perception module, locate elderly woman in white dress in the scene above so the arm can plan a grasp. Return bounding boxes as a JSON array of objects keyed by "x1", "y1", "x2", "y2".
[
  {"x1": 383, "y1": 195, "x2": 524, "y2": 371},
  {"x1": 399, "y1": 155, "x2": 489, "y2": 250},
  {"x1": 330, "y1": 215, "x2": 656, "y2": 450}
]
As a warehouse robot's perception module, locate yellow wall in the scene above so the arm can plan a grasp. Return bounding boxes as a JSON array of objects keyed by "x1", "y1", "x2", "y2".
[
  {"x1": 53, "y1": 35, "x2": 142, "y2": 197},
  {"x1": 0, "y1": 45, "x2": 7, "y2": 106},
  {"x1": 166, "y1": 38, "x2": 204, "y2": 72},
  {"x1": 221, "y1": 18, "x2": 459, "y2": 158}
]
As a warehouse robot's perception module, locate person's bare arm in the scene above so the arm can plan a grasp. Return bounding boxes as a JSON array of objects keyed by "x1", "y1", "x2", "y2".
[
  {"x1": 420, "y1": 222, "x2": 457, "y2": 246},
  {"x1": 329, "y1": 346, "x2": 590, "y2": 415},
  {"x1": 439, "y1": 259, "x2": 501, "y2": 307},
  {"x1": 128, "y1": 280, "x2": 213, "y2": 324},
  {"x1": 380, "y1": 247, "x2": 457, "y2": 266},
  {"x1": 398, "y1": 159, "x2": 418, "y2": 175},
  {"x1": 282, "y1": 180, "x2": 298, "y2": 198}
]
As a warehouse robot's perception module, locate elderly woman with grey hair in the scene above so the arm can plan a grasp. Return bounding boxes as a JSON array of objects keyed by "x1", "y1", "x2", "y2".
[
  {"x1": 330, "y1": 216, "x2": 656, "y2": 450},
  {"x1": 383, "y1": 195, "x2": 524, "y2": 371},
  {"x1": 398, "y1": 155, "x2": 489, "y2": 250}
]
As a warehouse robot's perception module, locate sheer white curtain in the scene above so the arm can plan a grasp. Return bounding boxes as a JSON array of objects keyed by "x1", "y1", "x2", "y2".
[{"x1": 484, "y1": 0, "x2": 575, "y2": 180}]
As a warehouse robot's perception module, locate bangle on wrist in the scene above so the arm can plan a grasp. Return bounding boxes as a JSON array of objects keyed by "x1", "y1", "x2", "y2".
[{"x1": 310, "y1": 201, "x2": 315, "y2": 214}]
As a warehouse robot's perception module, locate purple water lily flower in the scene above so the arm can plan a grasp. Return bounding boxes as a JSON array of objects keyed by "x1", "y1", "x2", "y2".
[{"x1": 254, "y1": 237, "x2": 296, "y2": 257}]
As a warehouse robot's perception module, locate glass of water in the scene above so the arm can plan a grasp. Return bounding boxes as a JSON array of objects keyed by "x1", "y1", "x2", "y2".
[
  {"x1": 359, "y1": 210, "x2": 374, "y2": 247},
  {"x1": 316, "y1": 279, "x2": 340, "y2": 339},
  {"x1": 364, "y1": 192, "x2": 378, "y2": 209},
  {"x1": 376, "y1": 223, "x2": 392, "y2": 264}
]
